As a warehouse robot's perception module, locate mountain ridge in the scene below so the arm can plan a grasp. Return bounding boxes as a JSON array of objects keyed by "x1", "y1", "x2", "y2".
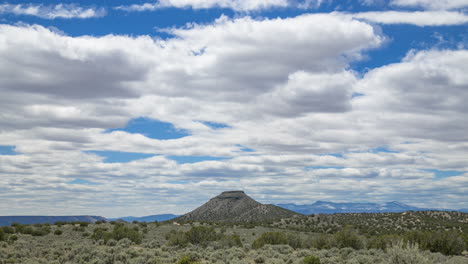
[
  {"x1": 108, "y1": 214, "x2": 179, "y2": 222},
  {"x1": 276, "y1": 201, "x2": 449, "y2": 215},
  {"x1": 0, "y1": 215, "x2": 106, "y2": 226}
]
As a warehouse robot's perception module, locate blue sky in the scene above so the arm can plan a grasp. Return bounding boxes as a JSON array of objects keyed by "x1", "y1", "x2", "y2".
[{"x1": 0, "y1": 0, "x2": 467, "y2": 217}]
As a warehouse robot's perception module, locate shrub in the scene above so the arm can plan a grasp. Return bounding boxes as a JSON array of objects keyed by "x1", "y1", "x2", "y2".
[
  {"x1": 303, "y1": 255, "x2": 321, "y2": 264},
  {"x1": 167, "y1": 230, "x2": 188, "y2": 247},
  {"x1": 252, "y1": 232, "x2": 288, "y2": 249},
  {"x1": 20, "y1": 226, "x2": 34, "y2": 235},
  {"x1": 309, "y1": 234, "x2": 333, "y2": 249},
  {"x1": 54, "y1": 229, "x2": 63, "y2": 235},
  {"x1": 91, "y1": 224, "x2": 143, "y2": 244},
  {"x1": 78, "y1": 221, "x2": 89, "y2": 227},
  {"x1": 427, "y1": 231, "x2": 465, "y2": 255},
  {"x1": 0, "y1": 229, "x2": 5, "y2": 241},
  {"x1": 368, "y1": 235, "x2": 400, "y2": 250},
  {"x1": 286, "y1": 233, "x2": 303, "y2": 249},
  {"x1": 112, "y1": 224, "x2": 142, "y2": 243},
  {"x1": 54, "y1": 221, "x2": 68, "y2": 226},
  {"x1": 72, "y1": 226, "x2": 85, "y2": 232},
  {"x1": 1, "y1": 226, "x2": 15, "y2": 234},
  {"x1": 185, "y1": 226, "x2": 218, "y2": 245},
  {"x1": 219, "y1": 234, "x2": 243, "y2": 248},
  {"x1": 9, "y1": 235, "x2": 18, "y2": 242},
  {"x1": 333, "y1": 227, "x2": 365, "y2": 250},
  {"x1": 177, "y1": 255, "x2": 199, "y2": 264},
  {"x1": 404, "y1": 230, "x2": 466, "y2": 255},
  {"x1": 167, "y1": 226, "x2": 219, "y2": 247},
  {"x1": 31, "y1": 226, "x2": 50, "y2": 236},
  {"x1": 254, "y1": 255, "x2": 265, "y2": 263},
  {"x1": 386, "y1": 241, "x2": 431, "y2": 264}
]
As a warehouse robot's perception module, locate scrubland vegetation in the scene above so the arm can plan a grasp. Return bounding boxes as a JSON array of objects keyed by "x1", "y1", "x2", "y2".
[{"x1": 0, "y1": 211, "x2": 467, "y2": 263}]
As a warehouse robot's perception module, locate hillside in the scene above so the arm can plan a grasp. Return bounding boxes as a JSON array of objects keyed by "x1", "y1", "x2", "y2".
[
  {"x1": 270, "y1": 210, "x2": 468, "y2": 235},
  {"x1": 175, "y1": 190, "x2": 300, "y2": 223},
  {"x1": 0, "y1": 215, "x2": 106, "y2": 226}
]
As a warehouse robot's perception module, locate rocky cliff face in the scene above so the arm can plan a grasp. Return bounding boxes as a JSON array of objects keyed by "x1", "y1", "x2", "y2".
[{"x1": 175, "y1": 191, "x2": 300, "y2": 223}]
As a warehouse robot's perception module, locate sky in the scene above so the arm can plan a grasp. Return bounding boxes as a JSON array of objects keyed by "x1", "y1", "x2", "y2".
[{"x1": 0, "y1": 0, "x2": 467, "y2": 218}]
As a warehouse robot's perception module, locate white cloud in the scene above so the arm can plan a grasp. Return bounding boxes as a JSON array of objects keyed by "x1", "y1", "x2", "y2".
[
  {"x1": 391, "y1": 0, "x2": 468, "y2": 10},
  {"x1": 0, "y1": 13, "x2": 467, "y2": 215},
  {"x1": 116, "y1": 0, "x2": 328, "y2": 12},
  {"x1": 0, "y1": 4, "x2": 106, "y2": 19},
  {"x1": 349, "y1": 11, "x2": 468, "y2": 26},
  {"x1": 117, "y1": 0, "x2": 289, "y2": 12},
  {"x1": 256, "y1": 71, "x2": 356, "y2": 116}
]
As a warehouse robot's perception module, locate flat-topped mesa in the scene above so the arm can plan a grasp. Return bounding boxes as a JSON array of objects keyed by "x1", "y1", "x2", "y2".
[
  {"x1": 216, "y1": 190, "x2": 247, "y2": 199},
  {"x1": 175, "y1": 190, "x2": 301, "y2": 223}
]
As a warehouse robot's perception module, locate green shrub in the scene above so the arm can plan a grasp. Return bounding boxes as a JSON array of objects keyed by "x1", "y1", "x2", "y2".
[
  {"x1": 368, "y1": 235, "x2": 400, "y2": 250},
  {"x1": 54, "y1": 229, "x2": 63, "y2": 235},
  {"x1": 219, "y1": 234, "x2": 243, "y2": 248},
  {"x1": 1, "y1": 226, "x2": 15, "y2": 234},
  {"x1": 31, "y1": 226, "x2": 50, "y2": 236},
  {"x1": 333, "y1": 227, "x2": 365, "y2": 250},
  {"x1": 111, "y1": 224, "x2": 142, "y2": 243},
  {"x1": 91, "y1": 224, "x2": 143, "y2": 244},
  {"x1": 303, "y1": 255, "x2": 321, "y2": 264},
  {"x1": 77, "y1": 221, "x2": 89, "y2": 227},
  {"x1": 185, "y1": 226, "x2": 218, "y2": 245},
  {"x1": 252, "y1": 232, "x2": 288, "y2": 249},
  {"x1": 177, "y1": 255, "x2": 199, "y2": 264},
  {"x1": 167, "y1": 230, "x2": 188, "y2": 247},
  {"x1": 54, "y1": 221, "x2": 68, "y2": 226},
  {"x1": 310, "y1": 234, "x2": 333, "y2": 249},
  {"x1": 72, "y1": 226, "x2": 85, "y2": 232},
  {"x1": 0, "y1": 229, "x2": 5, "y2": 241},
  {"x1": 9, "y1": 235, "x2": 18, "y2": 242},
  {"x1": 404, "y1": 230, "x2": 466, "y2": 255},
  {"x1": 20, "y1": 226, "x2": 34, "y2": 235}
]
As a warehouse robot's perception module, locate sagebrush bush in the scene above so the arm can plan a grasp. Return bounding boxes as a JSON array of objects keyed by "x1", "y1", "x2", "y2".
[
  {"x1": 252, "y1": 232, "x2": 289, "y2": 249},
  {"x1": 177, "y1": 254, "x2": 200, "y2": 264},
  {"x1": 386, "y1": 241, "x2": 431, "y2": 264},
  {"x1": 303, "y1": 255, "x2": 321, "y2": 264}
]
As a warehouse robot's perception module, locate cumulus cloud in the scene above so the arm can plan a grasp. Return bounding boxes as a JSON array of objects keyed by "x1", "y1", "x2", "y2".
[
  {"x1": 0, "y1": 12, "x2": 467, "y2": 215},
  {"x1": 0, "y1": 3, "x2": 106, "y2": 19},
  {"x1": 256, "y1": 71, "x2": 356, "y2": 116},
  {"x1": 357, "y1": 49, "x2": 468, "y2": 119},
  {"x1": 349, "y1": 11, "x2": 468, "y2": 26},
  {"x1": 391, "y1": 0, "x2": 468, "y2": 10}
]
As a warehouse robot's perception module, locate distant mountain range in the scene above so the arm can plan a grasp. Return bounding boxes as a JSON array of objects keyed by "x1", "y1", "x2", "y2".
[
  {"x1": 175, "y1": 190, "x2": 300, "y2": 223},
  {"x1": 0, "y1": 215, "x2": 106, "y2": 226},
  {"x1": 276, "y1": 201, "x2": 463, "y2": 215},
  {"x1": 1, "y1": 199, "x2": 466, "y2": 226},
  {"x1": 108, "y1": 214, "x2": 179, "y2": 222}
]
